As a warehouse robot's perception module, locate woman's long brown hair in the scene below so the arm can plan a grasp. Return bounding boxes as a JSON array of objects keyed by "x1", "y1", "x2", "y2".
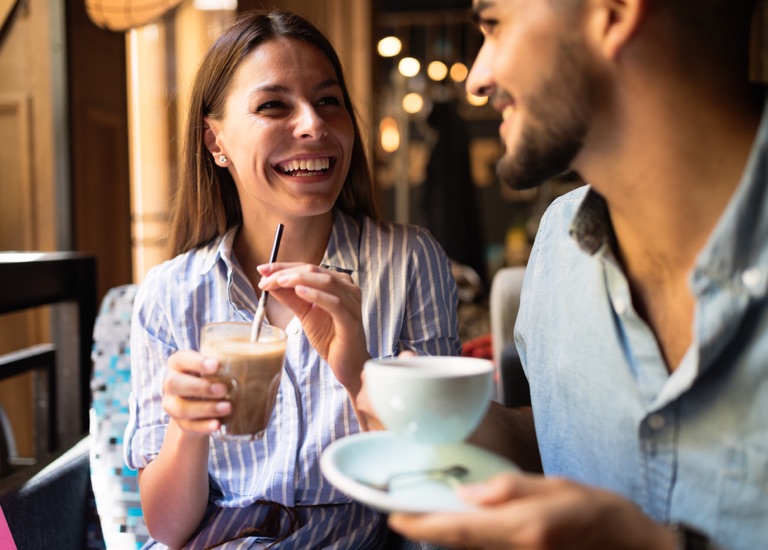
[{"x1": 168, "y1": 9, "x2": 378, "y2": 257}]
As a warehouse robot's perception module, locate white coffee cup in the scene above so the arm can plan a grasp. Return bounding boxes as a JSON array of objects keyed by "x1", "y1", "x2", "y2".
[{"x1": 364, "y1": 356, "x2": 495, "y2": 445}]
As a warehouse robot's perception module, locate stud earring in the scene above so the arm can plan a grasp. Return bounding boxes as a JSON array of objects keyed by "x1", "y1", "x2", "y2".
[{"x1": 219, "y1": 155, "x2": 227, "y2": 164}]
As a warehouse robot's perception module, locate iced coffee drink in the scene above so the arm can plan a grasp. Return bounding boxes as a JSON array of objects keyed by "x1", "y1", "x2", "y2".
[{"x1": 200, "y1": 322, "x2": 287, "y2": 439}]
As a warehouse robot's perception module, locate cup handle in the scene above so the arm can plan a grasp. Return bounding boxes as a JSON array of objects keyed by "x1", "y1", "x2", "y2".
[
  {"x1": 262, "y1": 373, "x2": 281, "y2": 421},
  {"x1": 224, "y1": 376, "x2": 238, "y2": 402}
]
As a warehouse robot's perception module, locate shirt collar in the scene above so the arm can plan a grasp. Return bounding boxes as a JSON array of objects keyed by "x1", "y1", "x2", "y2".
[
  {"x1": 199, "y1": 226, "x2": 239, "y2": 276},
  {"x1": 568, "y1": 94, "x2": 768, "y2": 299},
  {"x1": 568, "y1": 186, "x2": 612, "y2": 256},
  {"x1": 693, "y1": 95, "x2": 768, "y2": 298},
  {"x1": 195, "y1": 210, "x2": 361, "y2": 278}
]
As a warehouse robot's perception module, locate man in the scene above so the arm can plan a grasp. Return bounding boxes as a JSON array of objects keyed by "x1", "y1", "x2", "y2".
[{"x1": 386, "y1": 0, "x2": 766, "y2": 548}]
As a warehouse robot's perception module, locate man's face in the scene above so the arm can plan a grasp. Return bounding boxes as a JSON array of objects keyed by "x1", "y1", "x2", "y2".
[{"x1": 467, "y1": 0, "x2": 597, "y2": 189}]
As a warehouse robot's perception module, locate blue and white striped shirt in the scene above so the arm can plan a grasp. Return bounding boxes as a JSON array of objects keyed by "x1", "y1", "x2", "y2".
[{"x1": 124, "y1": 210, "x2": 461, "y2": 549}]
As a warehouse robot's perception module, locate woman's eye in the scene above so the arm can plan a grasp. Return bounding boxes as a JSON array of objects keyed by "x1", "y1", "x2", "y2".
[
  {"x1": 317, "y1": 96, "x2": 342, "y2": 107},
  {"x1": 256, "y1": 100, "x2": 287, "y2": 112}
]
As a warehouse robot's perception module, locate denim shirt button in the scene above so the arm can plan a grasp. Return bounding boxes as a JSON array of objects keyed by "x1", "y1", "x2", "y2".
[
  {"x1": 612, "y1": 297, "x2": 628, "y2": 315},
  {"x1": 647, "y1": 413, "x2": 666, "y2": 430},
  {"x1": 741, "y1": 268, "x2": 762, "y2": 293}
]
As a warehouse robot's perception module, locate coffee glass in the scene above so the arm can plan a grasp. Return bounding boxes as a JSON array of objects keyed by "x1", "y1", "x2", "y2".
[
  {"x1": 364, "y1": 356, "x2": 495, "y2": 445},
  {"x1": 200, "y1": 322, "x2": 287, "y2": 440}
]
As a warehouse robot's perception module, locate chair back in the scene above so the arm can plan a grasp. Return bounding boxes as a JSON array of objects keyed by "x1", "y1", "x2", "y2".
[{"x1": 89, "y1": 284, "x2": 149, "y2": 548}]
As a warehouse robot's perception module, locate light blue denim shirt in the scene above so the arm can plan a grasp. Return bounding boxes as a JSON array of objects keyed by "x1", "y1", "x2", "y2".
[{"x1": 516, "y1": 102, "x2": 768, "y2": 549}]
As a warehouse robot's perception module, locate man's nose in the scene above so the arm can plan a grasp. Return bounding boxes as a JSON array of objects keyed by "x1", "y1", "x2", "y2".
[{"x1": 466, "y1": 43, "x2": 495, "y2": 98}]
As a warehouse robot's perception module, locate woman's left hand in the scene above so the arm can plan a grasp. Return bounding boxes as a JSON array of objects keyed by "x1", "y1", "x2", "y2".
[{"x1": 257, "y1": 262, "x2": 370, "y2": 394}]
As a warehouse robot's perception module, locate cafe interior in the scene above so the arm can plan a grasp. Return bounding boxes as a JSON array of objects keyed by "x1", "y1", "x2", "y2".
[{"x1": 1, "y1": 0, "x2": 767, "y2": 547}]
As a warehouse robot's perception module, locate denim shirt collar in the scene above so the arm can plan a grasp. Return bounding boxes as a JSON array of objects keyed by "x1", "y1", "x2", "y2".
[
  {"x1": 568, "y1": 188, "x2": 611, "y2": 256},
  {"x1": 568, "y1": 96, "x2": 768, "y2": 300},
  {"x1": 566, "y1": 96, "x2": 768, "y2": 390},
  {"x1": 693, "y1": 97, "x2": 768, "y2": 299}
]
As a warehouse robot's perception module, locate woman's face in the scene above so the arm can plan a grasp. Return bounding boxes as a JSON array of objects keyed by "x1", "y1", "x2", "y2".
[{"x1": 205, "y1": 36, "x2": 354, "y2": 221}]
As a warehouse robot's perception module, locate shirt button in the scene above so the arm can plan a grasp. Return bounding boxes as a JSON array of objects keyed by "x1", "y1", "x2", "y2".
[
  {"x1": 741, "y1": 268, "x2": 762, "y2": 292},
  {"x1": 647, "y1": 413, "x2": 666, "y2": 430},
  {"x1": 288, "y1": 325, "x2": 300, "y2": 335},
  {"x1": 612, "y1": 297, "x2": 627, "y2": 315}
]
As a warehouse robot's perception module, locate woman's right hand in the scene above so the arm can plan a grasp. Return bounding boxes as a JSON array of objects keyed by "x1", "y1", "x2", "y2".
[{"x1": 161, "y1": 350, "x2": 232, "y2": 435}]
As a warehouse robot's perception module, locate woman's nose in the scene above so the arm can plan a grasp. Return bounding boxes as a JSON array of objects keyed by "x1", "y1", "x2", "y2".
[{"x1": 294, "y1": 105, "x2": 328, "y2": 139}]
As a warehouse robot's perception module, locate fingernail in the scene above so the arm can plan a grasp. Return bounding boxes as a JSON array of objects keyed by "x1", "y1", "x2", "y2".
[
  {"x1": 215, "y1": 401, "x2": 231, "y2": 413},
  {"x1": 202, "y1": 358, "x2": 218, "y2": 373},
  {"x1": 210, "y1": 383, "x2": 227, "y2": 396}
]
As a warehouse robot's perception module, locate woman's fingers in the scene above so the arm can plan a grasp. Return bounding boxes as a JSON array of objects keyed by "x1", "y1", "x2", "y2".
[
  {"x1": 259, "y1": 264, "x2": 362, "y2": 324},
  {"x1": 162, "y1": 350, "x2": 231, "y2": 434}
]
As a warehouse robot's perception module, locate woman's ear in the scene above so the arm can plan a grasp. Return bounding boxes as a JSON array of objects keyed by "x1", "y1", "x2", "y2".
[
  {"x1": 585, "y1": 0, "x2": 646, "y2": 60},
  {"x1": 203, "y1": 117, "x2": 225, "y2": 162}
]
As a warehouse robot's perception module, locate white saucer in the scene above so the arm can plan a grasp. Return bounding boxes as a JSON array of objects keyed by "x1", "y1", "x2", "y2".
[{"x1": 320, "y1": 431, "x2": 519, "y2": 513}]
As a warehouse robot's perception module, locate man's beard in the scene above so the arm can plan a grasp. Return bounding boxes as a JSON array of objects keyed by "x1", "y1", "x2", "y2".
[{"x1": 497, "y1": 37, "x2": 595, "y2": 190}]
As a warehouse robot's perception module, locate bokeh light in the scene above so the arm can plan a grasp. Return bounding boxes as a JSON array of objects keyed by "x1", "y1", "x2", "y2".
[
  {"x1": 427, "y1": 61, "x2": 448, "y2": 81},
  {"x1": 379, "y1": 116, "x2": 400, "y2": 152},
  {"x1": 398, "y1": 57, "x2": 421, "y2": 77},
  {"x1": 402, "y1": 93, "x2": 424, "y2": 114},
  {"x1": 377, "y1": 36, "x2": 402, "y2": 57},
  {"x1": 466, "y1": 92, "x2": 488, "y2": 106},
  {"x1": 450, "y1": 62, "x2": 469, "y2": 82}
]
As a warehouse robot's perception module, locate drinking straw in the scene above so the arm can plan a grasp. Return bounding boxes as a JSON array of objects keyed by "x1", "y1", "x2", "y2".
[{"x1": 250, "y1": 223, "x2": 284, "y2": 342}]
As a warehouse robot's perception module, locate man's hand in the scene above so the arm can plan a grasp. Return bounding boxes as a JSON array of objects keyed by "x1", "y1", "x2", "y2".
[{"x1": 388, "y1": 473, "x2": 677, "y2": 550}]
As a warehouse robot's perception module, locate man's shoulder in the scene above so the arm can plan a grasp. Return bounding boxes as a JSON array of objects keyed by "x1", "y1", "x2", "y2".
[
  {"x1": 546, "y1": 184, "x2": 590, "y2": 219},
  {"x1": 531, "y1": 185, "x2": 590, "y2": 251}
]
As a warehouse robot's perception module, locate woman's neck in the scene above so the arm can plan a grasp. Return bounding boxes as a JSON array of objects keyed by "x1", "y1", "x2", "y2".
[{"x1": 234, "y1": 211, "x2": 334, "y2": 282}]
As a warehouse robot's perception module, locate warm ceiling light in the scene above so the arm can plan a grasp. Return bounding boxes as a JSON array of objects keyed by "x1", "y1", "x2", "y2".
[
  {"x1": 398, "y1": 57, "x2": 420, "y2": 78},
  {"x1": 377, "y1": 36, "x2": 402, "y2": 57},
  {"x1": 450, "y1": 62, "x2": 469, "y2": 82},
  {"x1": 193, "y1": 0, "x2": 237, "y2": 9},
  {"x1": 466, "y1": 92, "x2": 488, "y2": 106},
  {"x1": 427, "y1": 61, "x2": 448, "y2": 81},
  {"x1": 402, "y1": 93, "x2": 424, "y2": 114},
  {"x1": 379, "y1": 116, "x2": 400, "y2": 153},
  {"x1": 85, "y1": 0, "x2": 186, "y2": 31}
]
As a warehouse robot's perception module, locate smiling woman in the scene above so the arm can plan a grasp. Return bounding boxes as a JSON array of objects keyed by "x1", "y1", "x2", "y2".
[{"x1": 123, "y1": 8, "x2": 461, "y2": 550}]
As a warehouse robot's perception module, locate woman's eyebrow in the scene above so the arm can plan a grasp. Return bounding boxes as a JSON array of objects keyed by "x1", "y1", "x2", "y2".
[
  {"x1": 249, "y1": 79, "x2": 340, "y2": 97},
  {"x1": 252, "y1": 84, "x2": 289, "y2": 95},
  {"x1": 315, "y1": 78, "x2": 342, "y2": 92}
]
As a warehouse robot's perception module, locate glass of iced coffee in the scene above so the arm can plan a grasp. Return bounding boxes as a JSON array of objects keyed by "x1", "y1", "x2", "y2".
[{"x1": 200, "y1": 322, "x2": 287, "y2": 440}]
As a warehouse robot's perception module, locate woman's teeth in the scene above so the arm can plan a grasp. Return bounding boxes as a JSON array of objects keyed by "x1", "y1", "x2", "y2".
[{"x1": 278, "y1": 157, "x2": 331, "y2": 174}]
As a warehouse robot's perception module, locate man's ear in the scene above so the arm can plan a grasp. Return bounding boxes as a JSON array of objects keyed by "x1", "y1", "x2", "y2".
[
  {"x1": 584, "y1": 0, "x2": 646, "y2": 60},
  {"x1": 203, "y1": 117, "x2": 223, "y2": 157}
]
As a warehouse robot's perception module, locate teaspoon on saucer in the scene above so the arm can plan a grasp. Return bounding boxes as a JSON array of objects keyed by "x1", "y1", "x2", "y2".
[{"x1": 356, "y1": 465, "x2": 469, "y2": 492}]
